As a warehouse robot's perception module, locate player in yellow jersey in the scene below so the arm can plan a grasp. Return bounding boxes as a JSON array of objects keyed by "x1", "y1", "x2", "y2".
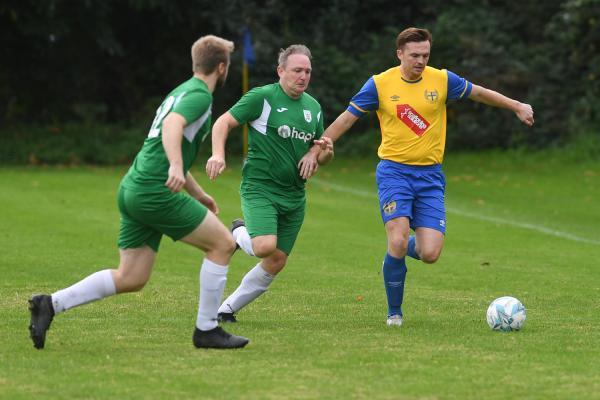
[{"x1": 299, "y1": 27, "x2": 534, "y2": 327}]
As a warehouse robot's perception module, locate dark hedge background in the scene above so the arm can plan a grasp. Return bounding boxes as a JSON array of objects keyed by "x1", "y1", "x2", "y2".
[{"x1": 1, "y1": 0, "x2": 598, "y2": 163}]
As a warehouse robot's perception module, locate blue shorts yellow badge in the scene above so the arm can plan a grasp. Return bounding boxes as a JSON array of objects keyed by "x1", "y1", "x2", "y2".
[
  {"x1": 376, "y1": 159, "x2": 447, "y2": 234},
  {"x1": 383, "y1": 201, "x2": 397, "y2": 215}
]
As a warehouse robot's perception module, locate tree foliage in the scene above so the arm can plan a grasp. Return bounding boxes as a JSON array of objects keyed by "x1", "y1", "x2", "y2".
[{"x1": 0, "y1": 0, "x2": 598, "y2": 162}]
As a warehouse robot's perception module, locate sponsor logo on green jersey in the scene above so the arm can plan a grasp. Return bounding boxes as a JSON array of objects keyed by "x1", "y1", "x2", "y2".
[{"x1": 277, "y1": 125, "x2": 315, "y2": 143}]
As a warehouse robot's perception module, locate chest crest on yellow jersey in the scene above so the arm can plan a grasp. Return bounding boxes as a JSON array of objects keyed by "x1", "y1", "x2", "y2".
[{"x1": 424, "y1": 89, "x2": 439, "y2": 103}]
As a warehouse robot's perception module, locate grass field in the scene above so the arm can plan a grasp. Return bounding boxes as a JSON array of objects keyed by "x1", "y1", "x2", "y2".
[{"x1": 1, "y1": 152, "x2": 599, "y2": 399}]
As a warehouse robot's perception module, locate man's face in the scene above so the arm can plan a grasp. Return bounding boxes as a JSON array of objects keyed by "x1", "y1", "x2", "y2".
[
  {"x1": 277, "y1": 54, "x2": 312, "y2": 98},
  {"x1": 397, "y1": 41, "x2": 430, "y2": 80}
]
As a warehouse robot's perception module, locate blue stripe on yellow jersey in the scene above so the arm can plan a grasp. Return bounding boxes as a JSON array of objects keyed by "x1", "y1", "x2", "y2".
[{"x1": 347, "y1": 66, "x2": 472, "y2": 165}]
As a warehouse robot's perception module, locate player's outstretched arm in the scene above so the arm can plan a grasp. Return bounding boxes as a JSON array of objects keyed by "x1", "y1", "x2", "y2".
[
  {"x1": 469, "y1": 84, "x2": 534, "y2": 126},
  {"x1": 298, "y1": 111, "x2": 359, "y2": 179},
  {"x1": 206, "y1": 112, "x2": 239, "y2": 180},
  {"x1": 162, "y1": 112, "x2": 188, "y2": 192},
  {"x1": 324, "y1": 110, "x2": 360, "y2": 142},
  {"x1": 184, "y1": 172, "x2": 219, "y2": 214}
]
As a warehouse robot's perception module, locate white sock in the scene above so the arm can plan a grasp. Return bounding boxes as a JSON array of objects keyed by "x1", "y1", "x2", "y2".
[
  {"x1": 233, "y1": 225, "x2": 255, "y2": 256},
  {"x1": 196, "y1": 258, "x2": 228, "y2": 331},
  {"x1": 51, "y1": 269, "x2": 116, "y2": 314},
  {"x1": 218, "y1": 263, "x2": 274, "y2": 314}
]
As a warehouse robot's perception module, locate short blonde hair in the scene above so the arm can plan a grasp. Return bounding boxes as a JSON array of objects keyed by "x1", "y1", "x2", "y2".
[
  {"x1": 191, "y1": 35, "x2": 235, "y2": 74},
  {"x1": 278, "y1": 44, "x2": 312, "y2": 68}
]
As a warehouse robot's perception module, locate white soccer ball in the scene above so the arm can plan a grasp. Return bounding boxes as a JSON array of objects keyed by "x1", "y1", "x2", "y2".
[{"x1": 486, "y1": 296, "x2": 526, "y2": 332}]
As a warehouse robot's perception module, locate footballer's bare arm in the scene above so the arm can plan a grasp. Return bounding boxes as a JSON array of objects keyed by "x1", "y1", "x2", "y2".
[
  {"x1": 469, "y1": 84, "x2": 534, "y2": 126},
  {"x1": 206, "y1": 112, "x2": 240, "y2": 180}
]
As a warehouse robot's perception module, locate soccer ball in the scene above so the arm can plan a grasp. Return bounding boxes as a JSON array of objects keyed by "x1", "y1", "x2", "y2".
[{"x1": 486, "y1": 296, "x2": 526, "y2": 332}]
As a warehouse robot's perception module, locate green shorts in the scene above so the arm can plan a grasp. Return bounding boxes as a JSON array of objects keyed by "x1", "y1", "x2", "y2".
[
  {"x1": 241, "y1": 188, "x2": 305, "y2": 255},
  {"x1": 117, "y1": 185, "x2": 208, "y2": 252}
]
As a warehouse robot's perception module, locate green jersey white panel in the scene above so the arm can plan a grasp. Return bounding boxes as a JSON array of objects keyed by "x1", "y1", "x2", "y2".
[
  {"x1": 122, "y1": 77, "x2": 212, "y2": 192},
  {"x1": 230, "y1": 83, "x2": 324, "y2": 194}
]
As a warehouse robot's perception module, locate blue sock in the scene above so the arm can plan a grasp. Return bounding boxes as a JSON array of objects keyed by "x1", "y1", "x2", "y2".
[
  {"x1": 406, "y1": 235, "x2": 420, "y2": 260},
  {"x1": 382, "y1": 253, "x2": 407, "y2": 317}
]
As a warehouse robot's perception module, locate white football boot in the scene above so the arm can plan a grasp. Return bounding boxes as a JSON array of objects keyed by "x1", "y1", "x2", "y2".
[{"x1": 386, "y1": 314, "x2": 403, "y2": 327}]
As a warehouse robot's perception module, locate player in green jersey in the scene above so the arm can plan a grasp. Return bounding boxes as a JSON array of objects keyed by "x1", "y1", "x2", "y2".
[
  {"x1": 206, "y1": 44, "x2": 334, "y2": 322},
  {"x1": 28, "y1": 35, "x2": 249, "y2": 350}
]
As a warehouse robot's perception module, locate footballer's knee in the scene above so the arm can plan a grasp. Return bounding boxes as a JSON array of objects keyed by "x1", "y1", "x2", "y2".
[
  {"x1": 252, "y1": 241, "x2": 277, "y2": 258},
  {"x1": 215, "y1": 234, "x2": 237, "y2": 257},
  {"x1": 420, "y1": 248, "x2": 442, "y2": 264},
  {"x1": 388, "y1": 236, "x2": 409, "y2": 258},
  {"x1": 204, "y1": 230, "x2": 236, "y2": 264}
]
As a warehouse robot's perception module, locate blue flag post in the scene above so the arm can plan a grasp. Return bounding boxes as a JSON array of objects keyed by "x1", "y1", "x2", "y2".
[{"x1": 242, "y1": 28, "x2": 255, "y2": 158}]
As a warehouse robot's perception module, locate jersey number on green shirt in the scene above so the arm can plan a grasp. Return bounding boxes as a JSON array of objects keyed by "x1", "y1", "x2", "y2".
[{"x1": 148, "y1": 96, "x2": 176, "y2": 138}]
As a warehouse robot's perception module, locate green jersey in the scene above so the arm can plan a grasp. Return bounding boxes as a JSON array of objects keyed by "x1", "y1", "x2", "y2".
[
  {"x1": 121, "y1": 77, "x2": 212, "y2": 192},
  {"x1": 230, "y1": 83, "x2": 324, "y2": 195}
]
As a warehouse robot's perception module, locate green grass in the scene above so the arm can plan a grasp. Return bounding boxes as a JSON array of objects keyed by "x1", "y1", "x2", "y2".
[{"x1": 1, "y1": 153, "x2": 599, "y2": 399}]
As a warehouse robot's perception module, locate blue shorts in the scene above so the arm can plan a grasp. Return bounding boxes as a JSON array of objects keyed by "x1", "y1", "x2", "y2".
[{"x1": 376, "y1": 159, "x2": 446, "y2": 234}]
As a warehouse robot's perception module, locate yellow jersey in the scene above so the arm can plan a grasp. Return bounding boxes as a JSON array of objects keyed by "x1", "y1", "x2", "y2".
[{"x1": 348, "y1": 66, "x2": 471, "y2": 165}]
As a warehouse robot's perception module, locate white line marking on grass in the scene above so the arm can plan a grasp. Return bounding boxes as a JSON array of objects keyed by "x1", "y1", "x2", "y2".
[
  {"x1": 446, "y1": 208, "x2": 600, "y2": 245},
  {"x1": 310, "y1": 178, "x2": 600, "y2": 246}
]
